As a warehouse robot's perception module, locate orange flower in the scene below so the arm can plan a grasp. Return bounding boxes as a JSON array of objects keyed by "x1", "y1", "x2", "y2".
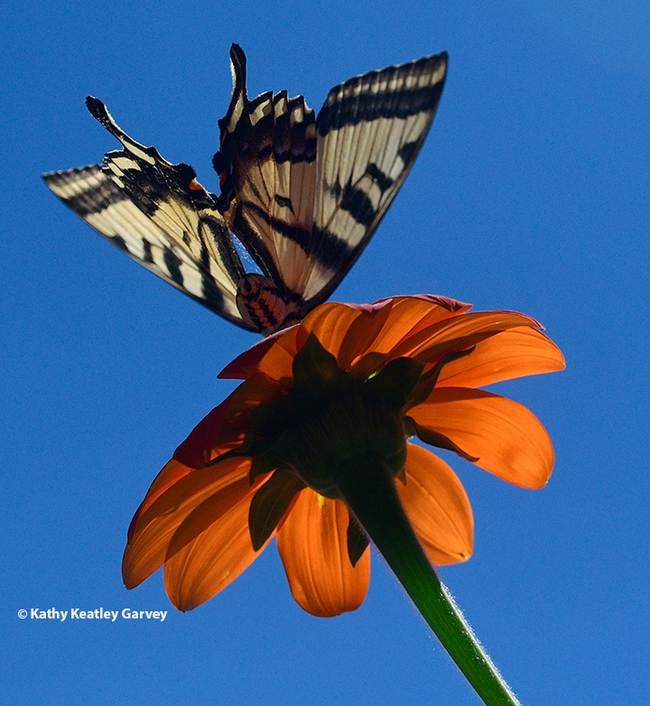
[{"x1": 123, "y1": 295, "x2": 564, "y2": 617}]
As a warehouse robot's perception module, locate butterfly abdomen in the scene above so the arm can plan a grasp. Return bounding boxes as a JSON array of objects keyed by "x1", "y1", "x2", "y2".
[{"x1": 236, "y1": 273, "x2": 289, "y2": 335}]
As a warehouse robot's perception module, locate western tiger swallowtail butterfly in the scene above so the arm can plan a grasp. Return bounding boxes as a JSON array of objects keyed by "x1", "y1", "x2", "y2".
[{"x1": 43, "y1": 44, "x2": 447, "y2": 335}]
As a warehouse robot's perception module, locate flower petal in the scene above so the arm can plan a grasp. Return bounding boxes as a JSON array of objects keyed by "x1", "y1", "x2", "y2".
[
  {"x1": 436, "y1": 327, "x2": 565, "y2": 388},
  {"x1": 174, "y1": 374, "x2": 285, "y2": 467},
  {"x1": 123, "y1": 457, "x2": 252, "y2": 589},
  {"x1": 172, "y1": 400, "x2": 231, "y2": 469},
  {"x1": 367, "y1": 296, "x2": 470, "y2": 353},
  {"x1": 390, "y1": 310, "x2": 542, "y2": 363},
  {"x1": 220, "y1": 325, "x2": 299, "y2": 380},
  {"x1": 334, "y1": 302, "x2": 396, "y2": 369},
  {"x1": 409, "y1": 388, "x2": 554, "y2": 488},
  {"x1": 126, "y1": 460, "x2": 195, "y2": 541},
  {"x1": 223, "y1": 302, "x2": 389, "y2": 382},
  {"x1": 277, "y1": 490, "x2": 370, "y2": 617},
  {"x1": 163, "y1": 483, "x2": 269, "y2": 611},
  {"x1": 309, "y1": 296, "x2": 470, "y2": 366},
  {"x1": 300, "y1": 302, "x2": 376, "y2": 358},
  {"x1": 398, "y1": 444, "x2": 473, "y2": 565},
  {"x1": 222, "y1": 296, "x2": 471, "y2": 382}
]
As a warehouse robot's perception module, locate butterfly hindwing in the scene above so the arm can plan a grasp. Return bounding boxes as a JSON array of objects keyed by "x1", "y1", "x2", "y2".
[
  {"x1": 214, "y1": 45, "x2": 318, "y2": 323},
  {"x1": 43, "y1": 98, "x2": 252, "y2": 330}
]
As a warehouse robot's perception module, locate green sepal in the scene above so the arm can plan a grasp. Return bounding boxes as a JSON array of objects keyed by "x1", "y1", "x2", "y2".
[
  {"x1": 292, "y1": 334, "x2": 348, "y2": 394},
  {"x1": 249, "y1": 454, "x2": 281, "y2": 483},
  {"x1": 248, "y1": 467, "x2": 305, "y2": 551},
  {"x1": 406, "y1": 416, "x2": 479, "y2": 462},
  {"x1": 349, "y1": 351, "x2": 387, "y2": 381},
  {"x1": 365, "y1": 357, "x2": 424, "y2": 408},
  {"x1": 346, "y1": 512, "x2": 369, "y2": 567},
  {"x1": 243, "y1": 394, "x2": 294, "y2": 452},
  {"x1": 408, "y1": 347, "x2": 476, "y2": 408},
  {"x1": 403, "y1": 415, "x2": 418, "y2": 440}
]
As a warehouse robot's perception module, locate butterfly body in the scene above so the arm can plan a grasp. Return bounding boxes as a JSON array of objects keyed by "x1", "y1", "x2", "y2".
[
  {"x1": 44, "y1": 45, "x2": 448, "y2": 335},
  {"x1": 236, "y1": 273, "x2": 295, "y2": 334}
]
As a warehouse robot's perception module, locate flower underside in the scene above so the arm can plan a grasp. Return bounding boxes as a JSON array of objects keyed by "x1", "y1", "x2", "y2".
[
  {"x1": 124, "y1": 295, "x2": 564, "y2": 624},
  {"x1": 236, "y1": 334, "x2": 481, "y2": 564}
]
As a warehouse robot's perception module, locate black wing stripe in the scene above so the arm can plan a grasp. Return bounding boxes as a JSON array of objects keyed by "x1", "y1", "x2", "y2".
[
  {"x1": 365, "y1": 163, "x2": 395, "y2": 193},
  {"x1": 241, "y1": 201, "x2": 354, "y2": 267},
  {"x1": 316, "y1": 56, "x2": 446, "y2": 136},
  {"x1": 163, "y1": 246, "x2": 184, "y2": 286},
  {"x1": 142, "y1": 239, "x2": 154, "y2": 263},
  {"x1": 338, "y1": 181, "x2": 377, "y2": 228},
  {"x1": 60, "y1": 170, "x2": 129, "y2": 216}
]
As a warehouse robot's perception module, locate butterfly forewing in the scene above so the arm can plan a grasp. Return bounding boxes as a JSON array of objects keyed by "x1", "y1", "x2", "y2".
[
  {"x1": 303, "y1": 52, "x2": 448, "y2": 307},
  {"x1": 44, "y1": 99, "x2": 251, "y2": 329}
]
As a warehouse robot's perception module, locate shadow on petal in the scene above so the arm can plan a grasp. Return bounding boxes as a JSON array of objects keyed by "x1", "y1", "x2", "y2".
[
  {"x1": 163, "y1": 484, "x2": 272, "y2": 612},
  {"x1": 410, "y1": 388, "x2": 554, "y2": 488},
  {"x1": 391, "y1": 311, "x2": 539, "y2": 363},
  {"x1": 398, "y1": 444, "x2": 473, "y2": 565}
]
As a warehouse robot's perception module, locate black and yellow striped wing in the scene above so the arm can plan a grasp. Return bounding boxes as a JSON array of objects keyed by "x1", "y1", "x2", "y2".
[
  {"x1": 215, "y1": 44, "x2": 448, "y2": 323},
  {"x1": 43, "y1": 98, "x2": 253, "y2": 330}
]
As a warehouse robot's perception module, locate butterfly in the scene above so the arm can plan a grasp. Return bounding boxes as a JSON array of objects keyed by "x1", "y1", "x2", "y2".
[{"x1": 43, "y1": 44, "x2": 448, "y2": 335}]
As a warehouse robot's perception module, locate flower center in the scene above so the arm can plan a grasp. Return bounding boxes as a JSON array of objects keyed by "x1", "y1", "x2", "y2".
[
  {"x1": 284, "y1": 381, "x2": 408, "y2": 498},
  {"x1": 246, "y1": 335, "x2": 425, "y2": 499}
]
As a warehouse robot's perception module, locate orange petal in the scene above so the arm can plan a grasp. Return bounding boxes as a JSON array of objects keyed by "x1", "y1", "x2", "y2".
[
  {"x1": 398, "y1": 444, "x2": 473, "y2": 565},
  {"x1": 300, "y1": 302, "x2": 373, "y2": 359},
  {"x1": 335, "y1": 301, "x2": 396, "y2": 369},
  {"x1": 172, "y1": 399, "x2": 231, "y2": 468},
  {"x1": 123, "y1": 457, "x2": 252, "y2": 589},
  {"x1": 127, "y1": 460, "x2": 195, "y2": 540},
  {"x1": 299, "y1": 296, "x2": 470, "y2": 367},
  {"x1": 220, "y1": 325, "x2": 299, "y2": 380},
  {"x1": 436, "y1": 327, "x2": 565, "y2": 388},
  {"x1": 163, "y1": 484, "x2": 270, "y2": 611},
  {"x1": 390, "y1": 310, "x2": 541, "y2": 363},
  {"x1": 323, "y1": 296, "x2": 470, "y2": 364},
  {"x1": 220, "y1": 297, "x2": 472, "y2": 382},
  {"x1": 368, "y1": 296, "x2": 471, "y2": 353},
  {"x1": 409, "y1": 388, "x2": 554, "y2": 488},
  {"x1": 232, "y1": 301, "x2": 389, "y2": 381},
  {"x1": 174, "y1": 374, "x2": 285, "y2": 467},
  {"x1": 277, "y1": 490, "x2": 370, "y2": 617}
]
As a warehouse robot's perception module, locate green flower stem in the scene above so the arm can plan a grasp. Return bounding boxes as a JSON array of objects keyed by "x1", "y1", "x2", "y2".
[{"x1": 337, "y1": 456, "x2": 521, "y2": 706}]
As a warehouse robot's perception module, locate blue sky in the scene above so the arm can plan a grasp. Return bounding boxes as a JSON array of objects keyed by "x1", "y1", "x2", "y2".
[{"x1": 2, "y1": 1, "x2": 649, "y2": 703}]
